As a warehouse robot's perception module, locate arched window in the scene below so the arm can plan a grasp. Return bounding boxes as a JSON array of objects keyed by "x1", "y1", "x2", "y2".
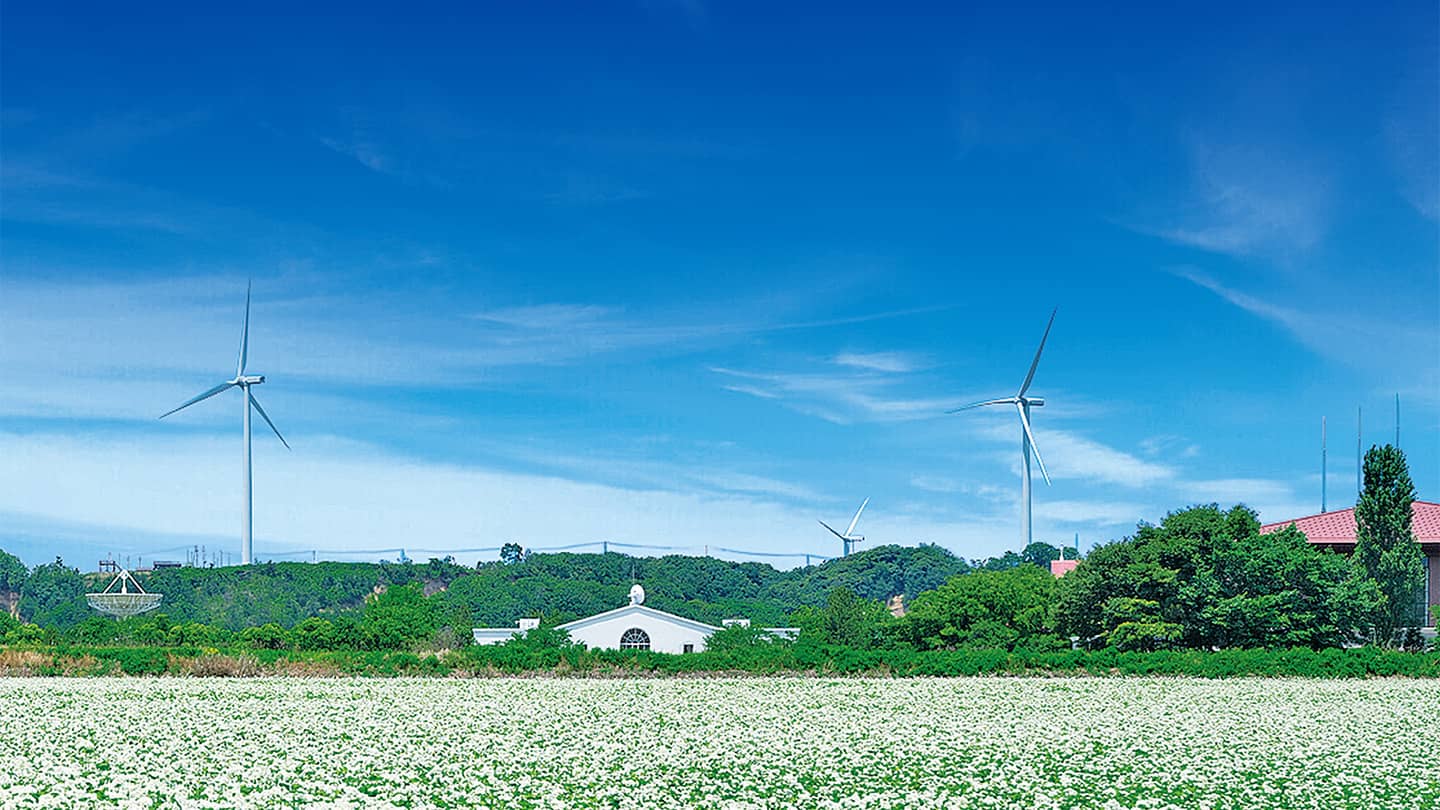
[{"x1": 619, "y1": 627, "x2": 650, "y2": 650}]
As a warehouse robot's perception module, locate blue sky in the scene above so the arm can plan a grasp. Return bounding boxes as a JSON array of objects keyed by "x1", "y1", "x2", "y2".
[{"x1": 1, "y1": 2, "x2": 1436, "y2": 569}]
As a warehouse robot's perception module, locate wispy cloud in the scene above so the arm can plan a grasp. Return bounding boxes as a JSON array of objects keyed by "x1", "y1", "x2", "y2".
[
  {"x1": 710, "y1": 366, "x2": 957, "y2": 424},
  {"x1": 1173, "y1": 267, "x2": 1440, "y2": 401},
  {"x1": 318, "y1": 135, "x2": 394, "y2": 175},
  {"x1": 1139, "y1": 434, "x2": 1200, "y2": 459},
  {"x1": 1035, "y1": 499, "x2": 1148, "y2": 526},
  {"x1": 1147, "y1": 138, "x2": 1331, "y2": 258},
  {"x1": 832, "y1": 351, "x2": 925, "y2": 373}
]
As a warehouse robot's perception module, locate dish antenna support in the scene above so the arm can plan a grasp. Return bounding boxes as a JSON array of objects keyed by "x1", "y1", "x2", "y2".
[
  {"x1": 159, "y1": 281, "x2": 289, "y2": 566},
  {"x1": 948, "y1": 307, "x2": 1057, "y2": 548},
  {"x1": 819, "y1": 498, "x2": 869, "y2": 557},
  {"x1": 87, "y1": 567, "x2": 163, "y2": 618}
]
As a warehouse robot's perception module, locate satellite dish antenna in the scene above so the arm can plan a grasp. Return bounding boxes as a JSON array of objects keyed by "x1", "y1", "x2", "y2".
[
  {"x1": 628, "y1": 583, "x2": 645, "y2": 606},
  {"x1": 86, "y1": 567, "x2": 163, "y2": 618}
]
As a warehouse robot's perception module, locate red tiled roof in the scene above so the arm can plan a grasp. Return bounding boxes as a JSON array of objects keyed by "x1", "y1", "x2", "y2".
[
  {"x1": 1261, "y1": 501, "x2": 1440, "y2": 544},
  {"x1": 1049, "y1": 559, "x2": 1079, "y2": 577}
]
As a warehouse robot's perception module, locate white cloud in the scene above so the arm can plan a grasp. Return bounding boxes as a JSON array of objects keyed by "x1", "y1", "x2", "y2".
[
  {"x1": 971, "y1": 419, "x2": 1175, "y2": 488},
  {"x1": 909, "y1": 475, "x2": 963, "y2": 494},
  {"x1": 710, "y1": 367, "x2": 959, "y2": 424},
  {"x1": 832, "y1": 352, "x2": 924, "y2": 373},
  {"x1": 0, "y1": 431, "x2": 1033, "y2": 566},
  {"x1": 1034, "y1": 500, "x2": 1147, "y2": 526}
]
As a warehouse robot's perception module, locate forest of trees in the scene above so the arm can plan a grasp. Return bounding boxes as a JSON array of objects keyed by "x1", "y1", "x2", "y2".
[{"x1": 2, "y1": 445, "x2": 1430, "y2": 657}]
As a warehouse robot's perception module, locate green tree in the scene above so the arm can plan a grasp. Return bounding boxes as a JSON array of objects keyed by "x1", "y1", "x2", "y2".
[
  {"x1": 1056, "y1": 504, "x2": 1365, "y2": 649},
  {"x1": 18, "y1": 558, "x2": 87, "y2": 628},
  {"x1": 1020, "y1": 542, "x2": 1062, "y2": 569},
  {"x1": 1353, "y1": 444, "x2": 1426, "y2": 643},
  {"x1": 239, "y1": 622, "x2": 289, "y2": 649},
  {"x1": 793, "y1": 587, "x2": 894, "y2": 649},
  {"x1": 361, "y1": 583, "x2": 437, "y2": 649},
  {"x1": 0, "y1": 549, "x2": 27, "y2": 595},
  {"x1": 499, "y1": 543, "x2": 524, "y2": 565},
  {"x1": 292, "y1": 616, "x2": 339, "y2": 650},
  {"x1": 904, "y1": 565, "x2": 1056, "y2": 650}
]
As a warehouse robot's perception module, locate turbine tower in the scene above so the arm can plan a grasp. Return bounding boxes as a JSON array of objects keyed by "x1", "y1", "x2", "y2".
[
  {"x1": 819, "y1": 498, "x2": 869, "y2": 557},
  {"x1": 948, "y1": 308, "x2": 1057, "y2": 548},
  {"x1": 160, "y1": 282, "x2": 289, "y2": 565}
]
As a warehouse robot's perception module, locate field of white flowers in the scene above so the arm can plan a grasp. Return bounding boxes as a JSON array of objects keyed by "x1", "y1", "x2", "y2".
[{"x1": 0, "y1": 677, "x2": 1435, "y2": 809}]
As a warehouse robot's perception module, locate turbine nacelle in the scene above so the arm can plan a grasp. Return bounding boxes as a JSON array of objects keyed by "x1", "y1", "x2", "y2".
[
  {"x1": 234, "y1": 375, "x2": 266, "y2": 385},
  {"x1": 818, "y1": 498, "x2": 869, "y2": 557},
  {"x1": 1023, "y1": 397, "x2": 1044, "y2": 408}
]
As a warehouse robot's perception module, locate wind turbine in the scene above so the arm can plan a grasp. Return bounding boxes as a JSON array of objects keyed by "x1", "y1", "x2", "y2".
[
  {"x1": 160, "y1": 282, "x2": 289, "y2": 566},
  {"x1": 948, "y1": 308, "x2": 1056, "y2": 548},
  {"x1": 819, "y1": 498, "x2": 869, "y2": 557}
]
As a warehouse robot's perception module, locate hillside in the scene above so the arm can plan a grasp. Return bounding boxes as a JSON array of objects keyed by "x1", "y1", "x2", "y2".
[{"x1": 9, "y1": 544, "x2": 972, "y2": 631}]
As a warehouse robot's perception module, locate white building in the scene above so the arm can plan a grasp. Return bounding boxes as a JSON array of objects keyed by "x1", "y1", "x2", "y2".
[{"x1": 472, "y1": 584, "x2": 798, "y2": 652}]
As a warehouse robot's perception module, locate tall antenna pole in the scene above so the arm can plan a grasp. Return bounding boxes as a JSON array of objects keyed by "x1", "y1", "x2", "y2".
[
  {"x1": 1321, "y1": 416, "x2": 1328, "y2": 513},
  {"x1": 1395, "y1": 393, "x2": 1400, "y2": 449},
  {"x1": 1356, "y1": 405, "x2": 1362, "y2": 497}
]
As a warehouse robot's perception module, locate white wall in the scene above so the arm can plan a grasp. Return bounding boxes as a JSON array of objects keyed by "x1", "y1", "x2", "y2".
[
  {"x1": 472, "y1": 628, "x2": 521, "y2": 646},
  {"x1": 567, "y1": 612, "x2": 713, "y2": 654}
]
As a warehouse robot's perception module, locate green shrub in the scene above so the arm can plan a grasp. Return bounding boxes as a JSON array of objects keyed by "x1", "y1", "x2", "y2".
[{"x1": 240, "y1": 623, "x2": 289, "y2": 650}]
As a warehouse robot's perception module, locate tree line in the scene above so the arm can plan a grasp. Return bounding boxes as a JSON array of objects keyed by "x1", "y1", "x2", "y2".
[{"x1": 2, "y1": 445, "x2": 1429, "y2": 655}]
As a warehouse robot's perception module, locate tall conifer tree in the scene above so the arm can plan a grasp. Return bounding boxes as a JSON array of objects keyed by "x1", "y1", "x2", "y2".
[{"x1": 1353, "y1": 445, "x2": 1425, "y2": 643}]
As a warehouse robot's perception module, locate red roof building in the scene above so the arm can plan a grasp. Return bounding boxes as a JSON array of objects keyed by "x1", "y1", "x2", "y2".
[{"x1": 1261, "y1": 501, "x2": 1440, "y2": 626}]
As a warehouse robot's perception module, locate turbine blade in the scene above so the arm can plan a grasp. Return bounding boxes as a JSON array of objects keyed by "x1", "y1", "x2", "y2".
[
  {"x1": 1017, "y1": 307, "x2": 1057, "y2": 397},
  {"x1": 946, "y1": 397, "x2": 1016, "y2": 414},
  {"x1": 237, "y1": 279, "x2": 252, "y2": 377},
  {"x1": 845, "y1": 497, "x2": 869, "y2": 537},
  {"x1": 817, "y1": 520, "x2": 847, "y2": 541},
  {"x1": 1015, "y1": 402, "x2": 1051, "y2": 486},
  {"x1": 159, "y1": 382, "x2": 235, "y2": 419},
  {"x1": 248, "y1": 392, "x2": 290, "y2": 450}
]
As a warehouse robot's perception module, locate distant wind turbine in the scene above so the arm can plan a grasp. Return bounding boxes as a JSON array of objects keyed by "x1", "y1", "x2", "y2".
[
  {"x1": 948, "y1": 308, "x2": 1057, "y2": 548},
  {"x1": 160, "y1": 282, "x2": 289, "y2": 565},
  {"x1": 819, "y1": 498, "x2": 869, "y2": 557}
]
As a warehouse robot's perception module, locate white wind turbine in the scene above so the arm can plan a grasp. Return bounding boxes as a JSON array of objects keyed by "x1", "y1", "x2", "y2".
[
  {"x1": 948, "y1": 308, "x2": 1056, "y2": 548},
  {"x1": 160, "y1": 282, "x2": 289, "y2": 565},
  {"x1": 818, "y1": 498, "x2": 869, "y2": 557}
]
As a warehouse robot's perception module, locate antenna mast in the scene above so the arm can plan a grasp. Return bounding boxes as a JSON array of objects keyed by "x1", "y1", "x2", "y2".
[
  {"x1": 1395, "y1": 393, "x2": 1400, "y2": 449},
  {"x1": 1356, "y1": 406, "x2": 1362, "y2": 497},
  {"x1": 1321, "y1": 416, "x2": 1327, "y2": 513}
]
